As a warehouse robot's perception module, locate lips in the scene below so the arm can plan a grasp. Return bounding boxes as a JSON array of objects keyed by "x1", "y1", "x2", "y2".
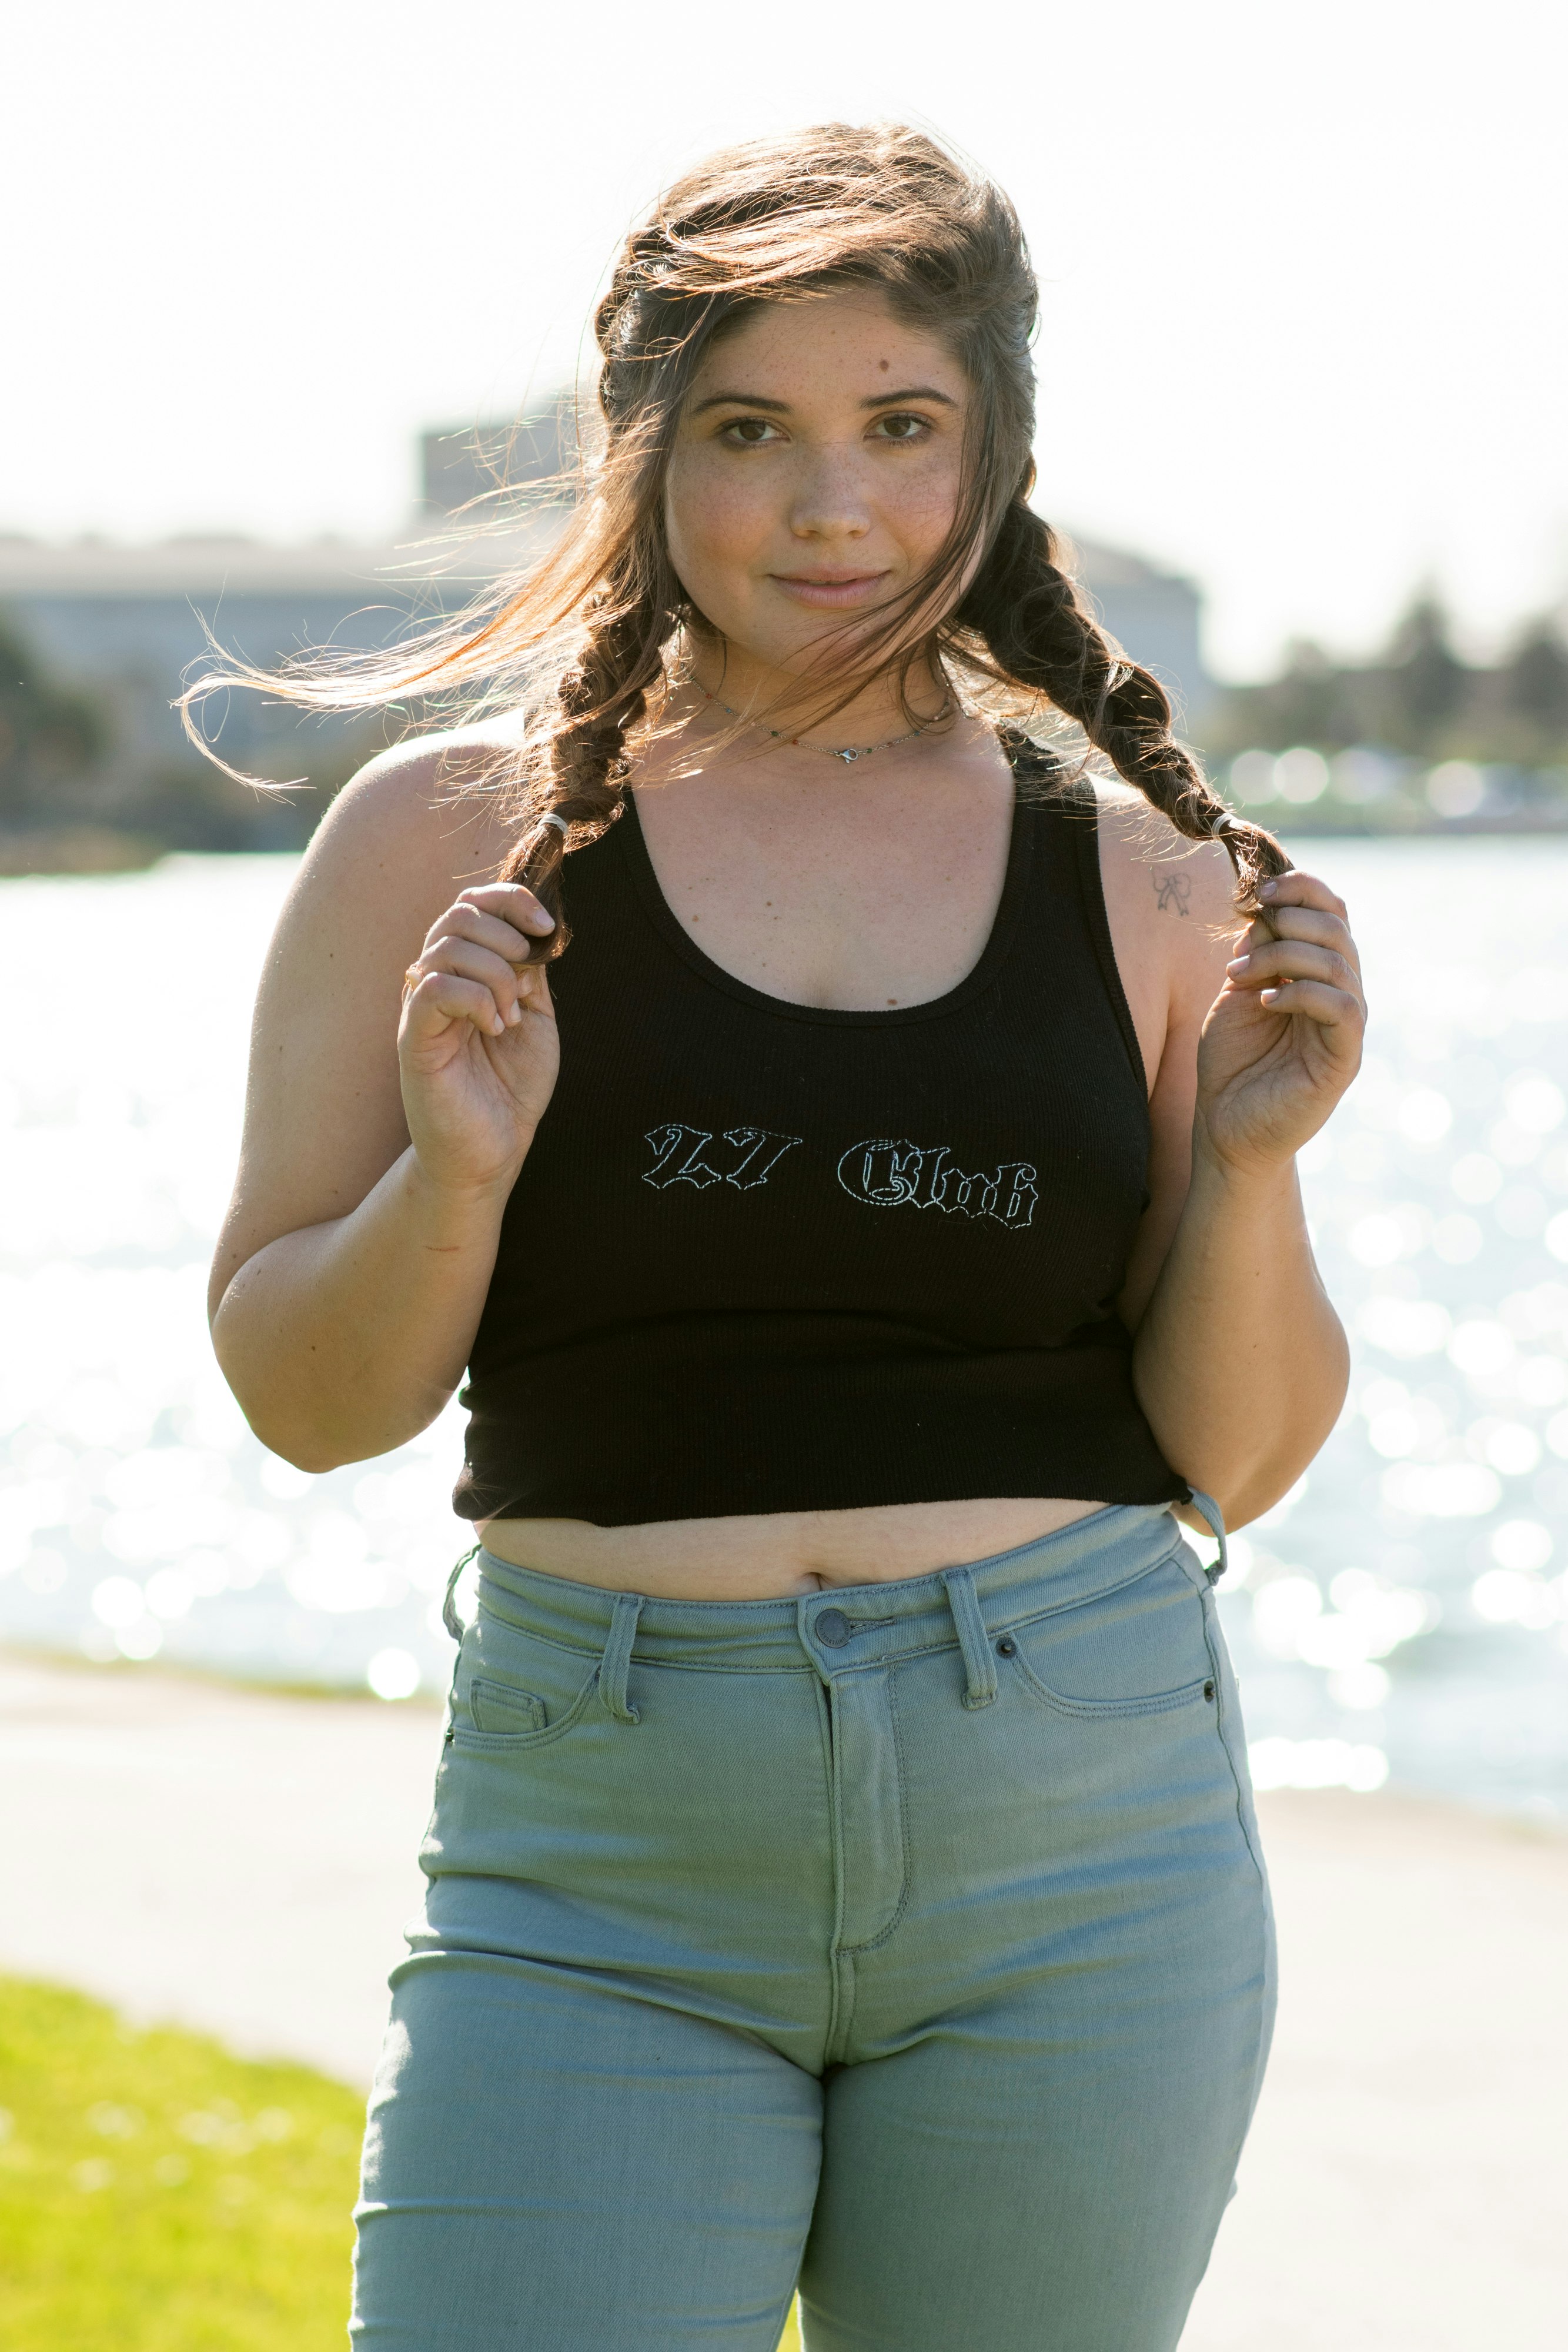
[{"x1": 769, "y1": 572, "x2": 890, "y2": 609}]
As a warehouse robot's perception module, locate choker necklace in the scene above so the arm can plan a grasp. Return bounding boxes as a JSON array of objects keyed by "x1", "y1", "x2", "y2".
[{"x1": 698, "y1": 684, "x2": 952, "y2": 765}]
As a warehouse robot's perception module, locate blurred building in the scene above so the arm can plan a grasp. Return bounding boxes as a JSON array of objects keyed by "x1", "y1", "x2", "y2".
[
  {"x1": 0, "y1": 522, "x2": 550, "y2": 792},
  {"x1": 1064, "y1": 534, "x2": 1214, "y2": 731},
  {"x1": 0, "y1": 411, "x2": 1214, "y2": 792}
]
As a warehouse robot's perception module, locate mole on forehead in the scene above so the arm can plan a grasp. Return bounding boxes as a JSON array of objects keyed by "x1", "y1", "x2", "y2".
[{"x1": 880, "y1": 359, "x2": 890, "y2": 370}]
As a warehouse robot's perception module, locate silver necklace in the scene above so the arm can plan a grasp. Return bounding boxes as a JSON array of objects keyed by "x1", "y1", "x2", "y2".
[{"x1": 699, "y1": 684, "x2": 951, "y2": 765}]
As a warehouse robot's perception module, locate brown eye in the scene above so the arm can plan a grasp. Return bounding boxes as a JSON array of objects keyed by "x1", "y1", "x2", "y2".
[
  {"x1": 721, "y1": 417, "x2": 782, "y2": 446},
  {"x1": 872, "y1": 413, "x2": 930, "y2": 442}
]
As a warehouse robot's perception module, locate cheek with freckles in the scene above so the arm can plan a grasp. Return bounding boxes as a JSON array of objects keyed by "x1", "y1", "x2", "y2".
[
  {"x1": 663, "y1": 455, "x2": 777, "y2": 637},
  {"x1": 889, "y1": 467, "x2": 965, "y2": 556}
]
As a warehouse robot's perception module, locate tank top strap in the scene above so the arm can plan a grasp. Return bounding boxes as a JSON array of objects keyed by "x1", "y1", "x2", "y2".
[{"x1": 998, "y1": 731, "x2": 1146, "y2": 1097}]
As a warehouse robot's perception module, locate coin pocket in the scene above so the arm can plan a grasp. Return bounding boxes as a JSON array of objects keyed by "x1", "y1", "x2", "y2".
[{"x1": 469, "y1": 1676, "x2": 547, "y2": 1736}]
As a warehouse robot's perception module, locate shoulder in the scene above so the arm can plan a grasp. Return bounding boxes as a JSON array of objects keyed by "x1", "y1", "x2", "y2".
[
  {"x1": 1091, "y1": 776, "x2": 1245, "y2": 1000},
  {"x1": 306, "y1": 716, "x2": 529, "y2": 892},
  {"x1": 1088, "y1": 776, "x2": 1240, "y2": 940},
  {"x1": 276, "y1": 717, "x2": 532, "y2": 964},
  {"x1": 259, "y1": 717, "x2": 533, "y2": 1007},
  {"x1": 1079, "y1": 774, "x2": 1247, "y2": 1087}
]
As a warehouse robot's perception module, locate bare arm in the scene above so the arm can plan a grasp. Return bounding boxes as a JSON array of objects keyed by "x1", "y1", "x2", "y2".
[
  {"x1": 1100, "y1": 811, "x2": 1360, "y2": 1529},
  {"x1": 1132, "y1": 1147, "x2": 1348, "y2": 1531},
  {"x1": 209, "y1": 740, "x2": 558, "y2": 1470}
]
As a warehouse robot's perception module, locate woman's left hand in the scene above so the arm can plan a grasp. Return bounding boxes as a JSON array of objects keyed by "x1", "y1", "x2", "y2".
[{"x1": 1196, "y1": 871, "x2": 1365, "y2": 1176}]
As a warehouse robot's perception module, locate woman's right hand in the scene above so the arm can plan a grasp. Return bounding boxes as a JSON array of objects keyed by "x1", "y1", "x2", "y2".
[{"x1": 397, "y1": 884, "x2": 561, "y2": 1197}]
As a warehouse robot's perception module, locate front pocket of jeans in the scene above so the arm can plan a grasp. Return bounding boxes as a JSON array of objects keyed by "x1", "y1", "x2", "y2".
[
  {"x1": 1007, "y1": 1651, "x2": 1213, "y2": 1720},
  {"x1": 998, "y1": 1555, "x2": 1218, "y2": 1719},
  {"x1": 449, "y1": 1605, "x2": 601, "y2": 1750}
]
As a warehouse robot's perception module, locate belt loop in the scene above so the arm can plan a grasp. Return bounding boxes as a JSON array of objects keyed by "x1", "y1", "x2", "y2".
[
  {"x1": 599, "y1": 1592, "x2": 644, "y2": 1725},
  {"x1": 1185, "y1": 1489, "x2": 1230, "y2": 1583},
  {"x1": 442, "y1": 1544, "x2": 482, "y2": 1642},
  {"x1": 941, "y1": 1566, "x2": 998, "y2": 1710}
]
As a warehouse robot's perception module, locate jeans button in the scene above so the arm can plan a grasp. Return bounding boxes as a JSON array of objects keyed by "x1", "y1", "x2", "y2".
[{"x1": 815, "y1": 1607, "x2": 851, "y2": 1648}]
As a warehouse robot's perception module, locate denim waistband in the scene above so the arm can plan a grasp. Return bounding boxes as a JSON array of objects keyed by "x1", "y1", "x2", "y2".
[{"x1": 459, "y1": 1500, "x2": 1206, "y2": 1680}]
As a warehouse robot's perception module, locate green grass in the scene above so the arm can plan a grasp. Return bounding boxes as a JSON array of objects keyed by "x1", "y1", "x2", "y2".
[
  {"x1": 0, "y1": 1972, "x2": 807, "y2": 2350},
  {"x1": 0, "y1": 1975, "x2": 365, "y2": 2350}
]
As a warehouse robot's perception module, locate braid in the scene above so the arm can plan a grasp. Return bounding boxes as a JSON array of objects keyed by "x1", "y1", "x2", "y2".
[
  {"x1": 957, "y1": 502, "x2": 1290, "y2": 907},
  {"x1": 500, "y1": 582, "x2": 668, "y2": 955}
]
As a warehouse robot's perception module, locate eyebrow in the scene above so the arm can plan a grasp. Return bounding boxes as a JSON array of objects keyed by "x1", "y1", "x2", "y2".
[
  {"x1": 690, "y1": 392, "x2": 790, "y2": 415},
  {"x1": 861, "y1": 386, "x2": 957, "y2": 409},
  {"x1": 688, "y1": 385, "x2": 958, "y2": 416}
]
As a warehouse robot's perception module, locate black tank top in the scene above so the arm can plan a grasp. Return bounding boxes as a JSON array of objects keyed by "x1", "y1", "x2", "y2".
[{"x1": 454, "y1": 739, "x2": 1186, "y2": 1525}]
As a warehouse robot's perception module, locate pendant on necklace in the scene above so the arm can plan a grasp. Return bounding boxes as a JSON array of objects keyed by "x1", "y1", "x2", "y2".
[{"x1": 837, "y1": 749, "x2": 860, "y2": 763}]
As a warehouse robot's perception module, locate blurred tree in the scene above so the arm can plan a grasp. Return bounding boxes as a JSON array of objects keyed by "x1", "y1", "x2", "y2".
[
  {"x1": 1201, "y1": 593, "x2": 1568, "y2": 773},
  {"x1": 0, "y1": 617, "x2": 108, "y2": 824},
  {"x1": 1374, "y1": 594, "x2": 1468, "y2": 744},
  {"x1": 1502, "y1": 622, "x2": 1568, "y2": 734},
  {"x1": 1202, "y1": 639, "x2": 1362, "y2": 757},
  {"x1": 0, "y1": 611, "x2": 383, "y2": 863}
]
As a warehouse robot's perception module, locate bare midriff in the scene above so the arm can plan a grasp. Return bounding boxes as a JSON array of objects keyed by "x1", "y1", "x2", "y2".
[{"x1": 476, "y1": 1496, "x2": 1106, "y2": 1601}]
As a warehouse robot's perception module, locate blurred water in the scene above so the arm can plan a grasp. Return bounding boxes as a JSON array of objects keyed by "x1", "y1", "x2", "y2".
[{"x1": 2, "y1": 843, "x2": 1567, "y2": 1816}]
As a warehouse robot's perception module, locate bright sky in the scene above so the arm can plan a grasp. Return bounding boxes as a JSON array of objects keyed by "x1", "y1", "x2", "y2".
[{"x1": 6, "y1": 0, "x2": 1564, "y2": 679}]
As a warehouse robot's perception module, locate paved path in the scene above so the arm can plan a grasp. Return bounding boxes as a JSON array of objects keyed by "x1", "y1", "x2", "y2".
[
  {"x1": 3, "y1": 1649, "x2": 1564, "y2": 2349},
  {"x1": 0, "y1": 1651, "x2": 439, "y2": 2086}
]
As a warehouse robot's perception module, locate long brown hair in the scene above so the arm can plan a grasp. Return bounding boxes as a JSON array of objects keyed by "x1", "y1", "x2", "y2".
[{"x1": 182, "y1": 122, "x2": 1287, "y2": 945}]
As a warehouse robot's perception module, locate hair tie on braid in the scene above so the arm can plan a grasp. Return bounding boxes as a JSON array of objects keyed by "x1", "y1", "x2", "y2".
[{"x1": 535, "y1": 811, "x2": 570, "y2": 838}]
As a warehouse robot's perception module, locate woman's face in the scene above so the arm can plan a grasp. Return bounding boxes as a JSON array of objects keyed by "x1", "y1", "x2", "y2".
[{"x1": 664, "y1": 288, "x2": 970, "y2": 687}]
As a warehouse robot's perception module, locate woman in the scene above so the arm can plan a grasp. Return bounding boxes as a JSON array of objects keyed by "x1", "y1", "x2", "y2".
[{"x1": 202, "y1": 124, "x2": 1362, "y2": 2351}]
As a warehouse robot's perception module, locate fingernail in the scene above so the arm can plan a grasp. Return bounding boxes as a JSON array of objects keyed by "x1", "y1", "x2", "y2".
[
  {"x1": 1227, "y1": 954, "x2": 1251, "y2": 973},
  {"x1": 532, "y1": 911, "x2": 556, "y2": 931},
  {"x1": 1260, "y1": 987, "x2": 1282, "y2": 1004},
  {"x1": 1259, "y1": 879, "x2": 1278, "y2": 898},
  {"x1": 506, "y1": 1002, "x2": 521, "y2": 1025},
  {"x1": 492, "y1": 1014, "x2": 505, "y2": 1034}
]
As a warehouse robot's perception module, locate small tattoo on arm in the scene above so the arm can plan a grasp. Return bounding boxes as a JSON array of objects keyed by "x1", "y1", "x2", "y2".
[{"x1": 1153, "y1": 871, "x2": 1192, "y2": 917}]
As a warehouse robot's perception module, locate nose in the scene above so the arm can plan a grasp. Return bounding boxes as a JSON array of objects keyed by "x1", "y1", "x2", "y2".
[{"x1": 786, "y1": 443, "x2": 872, "y2": 542}]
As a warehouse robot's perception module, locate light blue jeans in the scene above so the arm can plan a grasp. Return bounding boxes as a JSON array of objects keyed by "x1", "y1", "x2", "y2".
[{"x1": 352, "y1": 1501, "x2": 1274, "y2": 2350}]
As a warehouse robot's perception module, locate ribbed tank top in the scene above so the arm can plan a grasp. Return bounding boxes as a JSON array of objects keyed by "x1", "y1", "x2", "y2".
[{"x1": 454, "y1": 739, "x2": 1186, "y2": 1526}]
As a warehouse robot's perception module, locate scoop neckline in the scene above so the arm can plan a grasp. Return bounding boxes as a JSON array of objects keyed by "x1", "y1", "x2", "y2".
[{"x1": 618, "y1": 779, "x2": 1035, "y2": 1028}]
